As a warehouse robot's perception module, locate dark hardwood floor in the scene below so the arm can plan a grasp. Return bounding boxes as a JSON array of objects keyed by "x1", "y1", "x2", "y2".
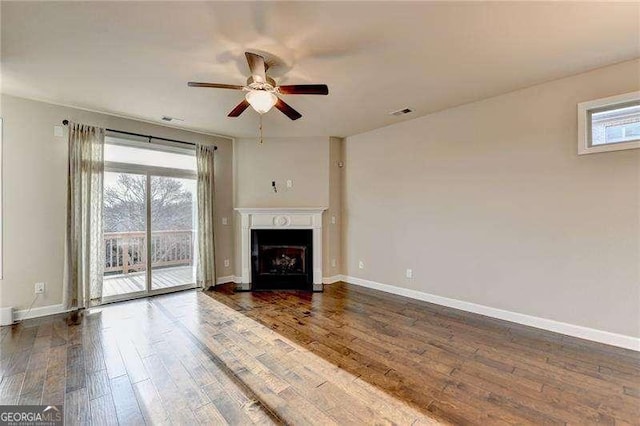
[
  {"x1": 1, "y1": 281, "x2": 638, "y2": 425},
  {"x1": 206, "y1": 282, "x2": 640, "y2": 425}
]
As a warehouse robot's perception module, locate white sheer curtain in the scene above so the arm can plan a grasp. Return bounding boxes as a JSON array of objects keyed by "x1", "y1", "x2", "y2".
[
  {"x1": 63, "y1": 122, "x2": 105, "y2": 309},
  {"x1": 196, "y1": 144, "x2": 217, "y2": 290}
]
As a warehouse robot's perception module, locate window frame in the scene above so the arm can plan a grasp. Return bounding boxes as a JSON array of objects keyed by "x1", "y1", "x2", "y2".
[
  {"x1": 104, "y1": 132, "x2": 197, "y2": 172},
  {"x1": 578, "y1": 91, "x2": 640, "y2": 155}
]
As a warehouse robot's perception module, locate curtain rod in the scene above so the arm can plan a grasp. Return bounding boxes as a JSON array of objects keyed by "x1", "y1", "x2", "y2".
[{"x1": 61, "y1": 120, "x2": 217, "y2": 150}]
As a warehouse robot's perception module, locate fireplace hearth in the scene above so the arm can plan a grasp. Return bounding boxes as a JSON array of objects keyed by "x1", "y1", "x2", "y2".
[{"x1": 251, "y1": 229, "x2": 313, "y2": 290}]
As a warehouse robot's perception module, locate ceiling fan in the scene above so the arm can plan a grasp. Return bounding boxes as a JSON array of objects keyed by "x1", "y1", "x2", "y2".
[{"x1": 188, "y1": 52, "x2": 329, "y2": 121}]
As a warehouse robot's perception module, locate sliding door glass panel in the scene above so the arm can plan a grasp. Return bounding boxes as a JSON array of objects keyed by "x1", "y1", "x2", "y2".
[
  {"x1": 103, "y1": 172, "x2": 148, "y2": 298},
  {"x1": 150, "y1": 176, "x2": 197, "y2": 290}
]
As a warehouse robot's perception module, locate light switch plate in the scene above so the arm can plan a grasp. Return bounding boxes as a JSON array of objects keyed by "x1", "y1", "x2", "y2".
[
  {"x1": 222, "y1": 217, "x2": 228, "y2": 225},
  {"x1": 358, "y1": 261, "x2": 364, "y2": 269},
  {"x1": 331, "y1": 216, "x2": 336, "y2": 224},
  {"x1": 54, "y1": 125, "x2": 64, "y2": 137},
  {"x1": 286, "y1": 180, "x2": 293, "y2": 188}
]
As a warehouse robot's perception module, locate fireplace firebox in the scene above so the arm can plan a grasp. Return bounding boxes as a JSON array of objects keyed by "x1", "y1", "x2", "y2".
[{"x1": 251, "y1": 229, "x2": 313, "y2": 290}]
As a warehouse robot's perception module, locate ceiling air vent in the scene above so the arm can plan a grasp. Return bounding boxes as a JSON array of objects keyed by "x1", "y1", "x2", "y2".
[
  {"x1": 389, "y1": 108, "x2": 413, "y2": 116},
  {"x1": 161, "y1": 116, "x2": 184, "y2": 122}
]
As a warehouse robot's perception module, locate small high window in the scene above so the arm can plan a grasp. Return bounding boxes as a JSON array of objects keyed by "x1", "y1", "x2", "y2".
[{"x1": 578, "y1": 91, "x2": 640, "y2": 154}]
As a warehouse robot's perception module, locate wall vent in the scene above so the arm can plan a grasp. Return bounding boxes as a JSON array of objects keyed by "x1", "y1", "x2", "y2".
[{"x1": 389, "y1": 108, "x2": 413, "y2": 116}]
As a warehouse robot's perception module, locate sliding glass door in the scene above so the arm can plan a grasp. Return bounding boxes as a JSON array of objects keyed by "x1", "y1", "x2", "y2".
[
  {"x1": 103, "y1": 171, "x2": 148, "y2": 299},
  {"x1": 150, "y1": 176, "x2": 197, "y2": 291},
  {"x1": 102, "y1": 134, "x2": 197, "y2": 303}
]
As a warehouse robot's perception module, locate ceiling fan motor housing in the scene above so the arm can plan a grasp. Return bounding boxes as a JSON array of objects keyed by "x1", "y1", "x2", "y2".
[{"x1": 247, "y1": 76, "x2": 277, "y2": 91}]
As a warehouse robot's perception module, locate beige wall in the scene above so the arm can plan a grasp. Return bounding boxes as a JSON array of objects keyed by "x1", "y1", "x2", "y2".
[
  {"x1": 0, "y1": 95, "x2": 234, "y2": 311},
  {"x1": 343, "y1": 59, "x2": 640, "y2": 337},
  {"x1": 233, "y1": 137, "x2": 340, "y2": 278},
  {"x1": 234, "y1": 137, "x2": 330, "y2": 208}
]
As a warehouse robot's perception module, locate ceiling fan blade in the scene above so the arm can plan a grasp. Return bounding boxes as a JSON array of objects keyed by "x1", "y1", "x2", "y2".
[
  {"x1": 274, "y1": 98, "x2": 302, "y2": 120},
  {"x1": 228, "y1": 99, "x2": 250, "y2": 117},
  {"x1": 245, "y1": 52, "x2": 267, "y2": 83},
  {"x1": 278, "y1": 84, "x2": 329, "y2": 95},
  {"x1": 188, "y1": 82, "x2": 245, "y2": 90}
]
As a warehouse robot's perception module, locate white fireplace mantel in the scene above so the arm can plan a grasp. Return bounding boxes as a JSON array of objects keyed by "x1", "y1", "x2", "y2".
[{"x1": 235, "y1": 207, "x2": 327, "y2": 291}]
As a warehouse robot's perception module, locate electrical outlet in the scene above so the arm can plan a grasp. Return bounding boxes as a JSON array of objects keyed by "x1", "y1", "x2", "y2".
[
  {"x1": 358, "y1": 260, "x2": 364, "y2": 269},
  {"x1": 331, "y1": 216, "x2": 336, "y2": 224},
  {"x1": 222, "y1": 217, "x2": 228, "y2": 225},
  {"x1": 34, "y1": 282, "x2": 45, "y2": 294},
  {"x1": 286, "y1": 179, "x2": 293, "y2": 188},
  {"x1": 224, "y1": 259, "x2": 230, "y2": 268},
  {"x1": 406, "y1": 269, "x2": 413, "y2": 279},
  {"x1": 331, "y1": 259, "x2": 337, "y2": 268}
]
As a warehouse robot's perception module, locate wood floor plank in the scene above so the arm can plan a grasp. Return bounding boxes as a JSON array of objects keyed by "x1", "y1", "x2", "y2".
[
  {"x1": 201, "y1": 378, "x2": 256, "y2": 425},
  {"x1": 116, "y1": 337, "x2": 149, "y2": 384},
  {"x1": 0, "y1": 326, "x2": 9, "y2": 343},
  {"x1": 168, "y1": 406, "x2": 200, "y2": 425},
  {"x1": 84, "y1": 337, "x2": 107, "y2": 374},
  {"x1": 65, "y1": 344, "x2": 86, "y2": 393},
  {"x1": 19, "y1": 351, "x2": 48, "y2": 400},
  {"x1": 151, "y1": 344, "x2": 211, "y2": 411},
  {"x1": 110, "y1": 375, "x2": 145, "y2": 425},
  {"x1": 87, "y1": 369, "x2": 111, "y2": 400},
  {"x1": 64, "y1": 387, "x2": 90, "y2": 426},
  {"x1": 43, "y1": 344, "x2": 66, "y2": 405},
  {"x1": 141, "y1": 353, "x2": 191, "y2": 413},
  {"x1": 89, "y1": 393, "x2": 119, "y2": 426},
  {"x1": 1, "y1": 350, "x2": 31, "y2": 377},
  {"x1": 0, "y1": 373, "x2": 25, "y2": 405},
  {"x1": 132, "y1": 378, "x2": 170, "y2": 425},
  {"x1": 194, "y1": 402, "x2": 229, "y2": 425},
  {"x1": 31, "y1": 323, "x2": 52, "y2": 354}
]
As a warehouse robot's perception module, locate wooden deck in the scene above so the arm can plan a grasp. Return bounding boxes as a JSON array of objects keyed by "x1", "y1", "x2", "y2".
[{"x1": 103, "y1": 265, "x2": 194, "y2": 297}]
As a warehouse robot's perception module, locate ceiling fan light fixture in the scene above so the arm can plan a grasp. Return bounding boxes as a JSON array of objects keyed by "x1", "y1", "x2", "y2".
[{"x1": 245, "y1": 90, "x2": 277, "y2": 114}]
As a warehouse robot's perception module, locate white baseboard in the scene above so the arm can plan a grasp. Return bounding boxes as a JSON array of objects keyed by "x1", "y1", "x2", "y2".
[
  {"x1": 342, "y1": 275, "x2": 640, "y2": 352},
  {"x1": 322, "y1": 275, "x2": 342, "y2": 284},
  {"x1": 11, "y1": 278, "x2": 239, "y2": 322},
  {"x1": 13, "y1": 304, "x2": 72, "y2": 322},
  {"x1": 216, "y1": 275, "x2": 237, "y2": 285}
]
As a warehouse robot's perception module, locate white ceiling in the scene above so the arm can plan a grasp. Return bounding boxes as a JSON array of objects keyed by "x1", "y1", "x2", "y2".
[{"x1": 2, "y1": 1, "x2": 639, "y2": 138}]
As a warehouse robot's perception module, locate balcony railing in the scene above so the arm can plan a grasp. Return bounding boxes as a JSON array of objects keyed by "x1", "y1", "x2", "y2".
[{"x1": 104, "y1": 230, "x2": 194, "y2": 275}]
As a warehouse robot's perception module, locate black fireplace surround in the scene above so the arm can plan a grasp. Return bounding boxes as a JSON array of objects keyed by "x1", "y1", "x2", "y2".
[{"x1": 251, "y1": 229, "x2": 313, "y2": 290}]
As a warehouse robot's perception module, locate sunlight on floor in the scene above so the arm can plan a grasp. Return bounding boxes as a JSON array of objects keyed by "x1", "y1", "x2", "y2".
[{"x1": 152, "y1": 290, "x2": 445, "y2": 425}]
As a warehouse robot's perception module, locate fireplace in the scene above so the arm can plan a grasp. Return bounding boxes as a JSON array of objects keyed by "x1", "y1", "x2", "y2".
[
  {"x1": 251, "y1": 229, "x2": 313, "y2": 290},
  {"x1": 236, "y1": 207, "x2": 326, "y2": 292}
]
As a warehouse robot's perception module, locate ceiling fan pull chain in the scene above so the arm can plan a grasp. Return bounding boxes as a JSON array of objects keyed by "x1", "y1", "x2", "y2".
[{"x1": 259, "y1": 113, "x2": 264, "y2": 144}]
